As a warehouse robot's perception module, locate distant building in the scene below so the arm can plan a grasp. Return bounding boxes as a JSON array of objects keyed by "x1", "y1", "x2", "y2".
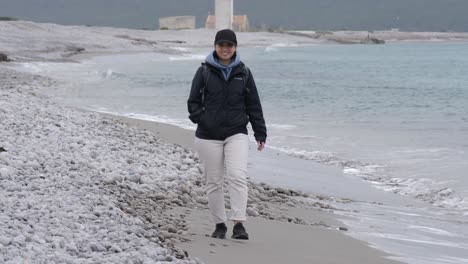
[
  {"x1": 159, "y1": 16, "x2": 195, "y2": 30},
  {"x1": 232, "y1": 15, "x2": 249, "y2": 32},
  {"x1": 205, "y1": 14, "x2": 249, "y2": 32},
  {"x1": 205, "y1": 15, "x2": 216, "y2": 29}
]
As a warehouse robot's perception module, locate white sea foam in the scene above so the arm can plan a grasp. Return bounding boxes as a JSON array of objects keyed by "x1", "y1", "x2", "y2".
[
  {"x1": 345, "y1": 168, "x2": 468, "y2": 211},
  {"x1": 434, "y1": 256, "x2": 468, "y2": 264},
  {"x1": 264, "y1": 42, "x2": 305, "y2": 53},
  {"x1": 170, "y1": 47, "x2": 190, "y2": 52},
  {"x1": 368, "y1": 233, "x2": 465, "y2": 249},
  {"x1": 264, "y1": 46, "x2": 277, "y2": 53},
  {"x1": 379, "y1": 210, "x2": 423, "y2": 217},
  {"x1": 268, "y1": 124, "x2": 297, "y2": 130},
  {"x1": 12, "y1": 62, "x2": 61, "y2": 74},
  {"x1": 104, "y1": 69, "x2": 113, "y2": 79},
  {"x1": 393, "y1": 256, "x2": 468, "y2": 264},
  {"x1": 18, "y1": 62, "x2": 45, "y2": 73},
  {"x1": 408, "y1": 225, "x2": 464, "y2": 237},
  {"x1": 93, "y1": 110, "x2": 196, "y2": 131},
  {"x1": 269, "y1": 145, "x2": 468, "y2": 213},
  {"x1": 272, "y1": 42, "x2": 300, "y2": 47},
  {"x1": 168, "y1": 54, "x2": 206, "y2": 61},
  {"x1": 395, "y1": 148, "x2": 448, "y2": 154}
]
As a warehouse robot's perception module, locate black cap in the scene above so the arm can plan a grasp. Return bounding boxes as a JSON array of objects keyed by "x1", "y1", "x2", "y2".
[{"x1": 214, "y1": 29, "x2": 237, "y2": 45}]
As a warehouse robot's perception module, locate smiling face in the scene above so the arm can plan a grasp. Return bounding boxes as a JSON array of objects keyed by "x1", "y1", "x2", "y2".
[{"x1": 215, "y1": 42, "x2": 237, "y2": 64}]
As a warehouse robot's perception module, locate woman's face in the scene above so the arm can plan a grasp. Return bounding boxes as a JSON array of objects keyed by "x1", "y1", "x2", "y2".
[{"x1": 215, "y1": 42, "x2": 237, "y2": 61}]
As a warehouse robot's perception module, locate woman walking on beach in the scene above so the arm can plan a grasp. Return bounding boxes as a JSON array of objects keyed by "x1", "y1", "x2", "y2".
[{"x1": 187, "y1": 29, "x2": 267, "y2": 240}]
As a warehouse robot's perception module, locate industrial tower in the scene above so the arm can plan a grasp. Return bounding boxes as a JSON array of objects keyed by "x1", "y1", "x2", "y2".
[{"x1": 215, "y1": 0, "x2": 233, "y2": 29}]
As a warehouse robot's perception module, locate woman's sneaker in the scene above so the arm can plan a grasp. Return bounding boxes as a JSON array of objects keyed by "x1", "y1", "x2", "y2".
[
  {"x1": 231, "y1": 222, "x2": 249, "y2": 240},
  {"x1": 211, "y1": 223, "x2": 227, "y2": 239}
]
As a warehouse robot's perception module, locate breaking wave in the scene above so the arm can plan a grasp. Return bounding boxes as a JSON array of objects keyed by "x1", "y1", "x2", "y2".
[{"x1": 268, "y1": 145, "x2": 468, "y2": 213}]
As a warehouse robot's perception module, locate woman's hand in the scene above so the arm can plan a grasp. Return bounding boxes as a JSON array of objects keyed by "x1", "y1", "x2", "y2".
[{"x1": 257, "y1": 141, "x2": 265, "y2": 151}]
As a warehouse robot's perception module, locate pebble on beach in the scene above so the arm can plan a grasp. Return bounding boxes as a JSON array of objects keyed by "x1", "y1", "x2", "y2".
[{"x1": 0, "y1": 68, "x2": 337, "y2": 264}]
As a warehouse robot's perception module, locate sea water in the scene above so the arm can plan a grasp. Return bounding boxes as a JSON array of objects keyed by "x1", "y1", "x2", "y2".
[{"x1": 15, "y1": 42, "x2": 468, "y2": 263}]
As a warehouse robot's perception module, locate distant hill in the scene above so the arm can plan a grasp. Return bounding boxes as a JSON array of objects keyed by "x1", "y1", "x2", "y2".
[{"x1": 1, "y1": 0, "x2": 467, "y2": 32}]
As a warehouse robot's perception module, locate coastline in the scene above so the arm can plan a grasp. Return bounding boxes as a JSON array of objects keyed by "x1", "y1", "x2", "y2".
[
  {"x1": 0, "y1": 20, "x2": 428, "y2": 263},
  {"x1": 87, "y1": 112, "x2": 405, "y2": 264},
  {"x1": 0, "y1": 66, "x2": 405, "y2": 263},
  {"x1": 2, "y1": 20, "x2": 468, "y2": 63},
  {"x1": 1, "y1": 62, "x2": 404, "y2": 264}
]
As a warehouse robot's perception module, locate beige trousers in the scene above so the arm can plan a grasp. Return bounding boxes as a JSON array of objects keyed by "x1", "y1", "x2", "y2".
[{"x1": 195, "y1": 133, "x2": 249, "y2": 224}]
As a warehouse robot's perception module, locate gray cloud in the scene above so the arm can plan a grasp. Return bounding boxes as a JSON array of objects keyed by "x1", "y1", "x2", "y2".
[{"x1": 1, "y1": 0, "x2": 467, "y2": 31}]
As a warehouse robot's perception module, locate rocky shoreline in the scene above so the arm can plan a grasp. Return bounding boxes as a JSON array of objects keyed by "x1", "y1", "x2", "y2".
[
  {"x1": 0, "y1": 68, "x2": 348, "y2": 263},
  {"x1": 0, "y1": 20, "x2": 413, "y2": 264}
]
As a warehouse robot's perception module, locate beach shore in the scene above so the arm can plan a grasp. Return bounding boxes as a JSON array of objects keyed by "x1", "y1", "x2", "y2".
[
  {"x1": 106, "y1": 114, "x2": 404, "y2": 264},
  {"x1": 0, "y1": 20, "x2": 422, "y2": 263},
  {"x1": 0, "y1": 66, "x2": 404, "y2": 264}
]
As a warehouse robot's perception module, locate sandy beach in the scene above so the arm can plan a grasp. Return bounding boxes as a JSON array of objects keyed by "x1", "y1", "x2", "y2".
[
  {"x1": 5, "y1": 20, "x2": 466, "y2": 263},
  {"x1": 0, "y1": 66, "x2": 403, "y2": 263},
  {"x1": 107, "y1": 114, "x2": 404, "y2": 264}
]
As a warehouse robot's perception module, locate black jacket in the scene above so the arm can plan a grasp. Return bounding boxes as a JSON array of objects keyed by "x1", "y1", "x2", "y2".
[{"x1": 187, "y1": 62, "x2": 267, "y2": 142}]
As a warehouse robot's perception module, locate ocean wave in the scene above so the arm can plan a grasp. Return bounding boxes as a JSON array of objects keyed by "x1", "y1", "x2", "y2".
[
  {"x1": 268, "y1": 124, "x2": 297, "y2": 130},
  {"x1": 368, "y1": 233, "x2": 466, "y2": 249},
  {"x1": 92, "y1": 110, "x2": 196, "y2": 131},
  {"x1": 269, "y1": 145, "x2": 468, "y2": 213},
  {"x1": 367, "y1": 233, "x2": 465, "y2": 248},
  {"x1": 170, "y1": 47, "x2": 190, "y2": 52},
  {"x1": 168, "y1": 54, "x2": 206, "y2": 61},
  {"x1": 103, "y1": 69, "x2": 113, "y2": 79},
  {"x1": 407, "y1": 225, "x2": 464, "y2": 237},
  {"x1": 12, "y1": 62, "x2": 64, "y2": 73},
  {"x1": 264, "y1": 46, "x2": 278, "y2": 53},
  {"x1": 271, "y1": 42, "x2": 300, "y2": 47},
  {"x1": 264, "y1": 42, "x2": 305, "y2": 53},
  {"x1": 99, "y1": 69, "x2": 127, "y2": 80},
  {"x1": 18, "y1": 62, "x2": 46, "y2": 73}
]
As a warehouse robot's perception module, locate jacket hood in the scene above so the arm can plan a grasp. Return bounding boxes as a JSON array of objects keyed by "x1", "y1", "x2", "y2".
[
  {"x1": 205, "y1": 51, "x2": 241, "y2": 80},
  {"x1": 206, "y1": 51, "x2": 241, "y2": 69}
]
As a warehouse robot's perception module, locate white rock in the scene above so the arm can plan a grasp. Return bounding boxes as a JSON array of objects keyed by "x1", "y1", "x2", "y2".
[{"x1": 0, "y1": 236, "x2": 11, "y2": 246}]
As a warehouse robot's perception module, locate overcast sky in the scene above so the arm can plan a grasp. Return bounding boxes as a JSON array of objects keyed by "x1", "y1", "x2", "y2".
[{"x1": 1, "y1": 0, "x2": 467, "y2": 31}]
